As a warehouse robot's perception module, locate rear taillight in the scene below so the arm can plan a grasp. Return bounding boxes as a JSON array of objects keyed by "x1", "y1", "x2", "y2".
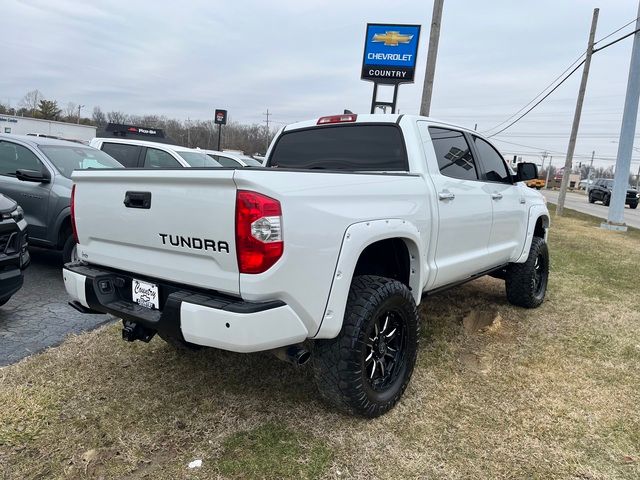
[
  {"x1": 70, "y1": 184, "x2": 79, "y2": 243},
  {"x1": 235, "y1": 190, "x2": 283, "y2": 274},
  {"x1": 317, "y1": 114, "x2": 357, "y2": 125}
]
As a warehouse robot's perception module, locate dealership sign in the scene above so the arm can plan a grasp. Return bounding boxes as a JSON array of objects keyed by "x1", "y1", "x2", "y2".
[
  {"x1": 214, "y1": 109, "x2": 228, "y2": 125},
  {"x1": 361, "y1": 24, "x2": 421, "y2": 84}
]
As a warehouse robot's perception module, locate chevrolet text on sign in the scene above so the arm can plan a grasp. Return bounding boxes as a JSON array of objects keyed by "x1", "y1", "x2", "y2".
[{"x1": 361, "y1": 23, "x2": 421, "y2": 83}]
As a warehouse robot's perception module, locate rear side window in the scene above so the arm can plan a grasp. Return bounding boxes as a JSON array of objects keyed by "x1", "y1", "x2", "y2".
[
  {"x1": 472, "y1": 136, "x2": 511, "y2": 183},
  {"x1": 268, "y1": 125, "x2": 407, "y2": 171},
  {"x1": 428, "y1": 127, "x2": 478, "y2": 181},
  {"x1": 211, "y1": 155, "x2": 241, "y2": 167},
  {"x1": 144, "y1": 148, "x2": 181, "y2": 168},
  {"x1": 101, "y1": 142, "x2": 141, "y2": 168}
]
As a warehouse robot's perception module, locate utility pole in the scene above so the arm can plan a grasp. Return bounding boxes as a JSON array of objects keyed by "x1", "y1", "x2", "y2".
[
  {"x1": 77, "y1": 104, "x2": 84, "y2": 124},
  {"x1": 604, "y1": 0, "x2": 640, "y2": 231},
  {"x1": 587, "y1": 150, "x2": 595, "y2": 183},
  {"x1": 556, "y1": 8, "x2": 599, "y2": 216},
  {"x1": 545, "y1": 156, "x2": 553, "y2": 189},
  {"x1": 540, "y1": 151, "x2": 548, "y2": 173},
  {"x1": 263, "y1": 109, "x2": 271, "y2": 151},
  {"x1": 419, "y1": 0, "x2": 444, "y2": 116}
]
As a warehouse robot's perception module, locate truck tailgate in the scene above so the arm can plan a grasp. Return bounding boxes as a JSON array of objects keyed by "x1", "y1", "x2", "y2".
[{"x1": 72, "y1": 169, "x2": 239, "y2": 295}]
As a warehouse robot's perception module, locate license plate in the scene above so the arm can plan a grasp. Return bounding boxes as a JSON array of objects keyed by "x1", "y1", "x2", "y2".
[{"x1": 132, "y1": 279, "x2": 159, "y2": 310}]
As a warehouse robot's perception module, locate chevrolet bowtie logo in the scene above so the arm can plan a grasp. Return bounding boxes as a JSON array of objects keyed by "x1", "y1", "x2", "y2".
[{"x1": 372, "y1": 31, "x2": 414, "y2": 46}]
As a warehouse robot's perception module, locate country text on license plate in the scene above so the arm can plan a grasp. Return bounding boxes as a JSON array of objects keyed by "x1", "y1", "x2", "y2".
[{"x1": 132, "y1": 279, "x2": 159, "y2": 310}]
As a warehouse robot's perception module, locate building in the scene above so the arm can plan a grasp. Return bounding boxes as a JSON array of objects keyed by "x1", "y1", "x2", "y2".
[{"x1": 0, "y1": 115, "x2": 96, "y2": 142}]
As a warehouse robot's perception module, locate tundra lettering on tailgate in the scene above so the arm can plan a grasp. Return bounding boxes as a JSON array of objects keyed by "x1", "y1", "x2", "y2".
[{"x1": 159, "y1": 233, "x2": 230, "y2": 253}]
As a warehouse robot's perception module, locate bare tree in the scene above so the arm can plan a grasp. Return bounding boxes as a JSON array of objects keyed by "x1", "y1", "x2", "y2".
[
  {"x1": 19, "y1": 90, "x2": 43, "y2": 116},
  {"x1": 107, "y1": 111, "x2": 128, "y2": 124},
  {"x1": 64, "y1": 102, "x2": 78, "y2": 122},
  {"x1": 92, "y1": 106, "x2": 107, "y2": 127}
]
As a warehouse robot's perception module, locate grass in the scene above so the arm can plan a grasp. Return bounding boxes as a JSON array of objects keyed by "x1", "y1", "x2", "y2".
[{"x1": 1, "y1": 208, "x2": 639, "y2": 479}]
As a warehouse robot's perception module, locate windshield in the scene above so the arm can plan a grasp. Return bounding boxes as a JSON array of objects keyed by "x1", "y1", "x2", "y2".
[
  {"x1": 239, "y1": 156, "x2": 262, "y2": 167},
  {"x1": 178, "y1": 151, "x2": 221, "y2": 167},
  {"x1": 39, "y1": 145, "x2": 123, "y2": 178}
]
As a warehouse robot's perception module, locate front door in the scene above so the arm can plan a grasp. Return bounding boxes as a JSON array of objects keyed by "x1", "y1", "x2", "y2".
[
  {"x1": 471, "y1": 135, "x2": 528, "y2": 265},
  {"x1": 0, "y1": 140, "x2": 52, "y2": 242}
]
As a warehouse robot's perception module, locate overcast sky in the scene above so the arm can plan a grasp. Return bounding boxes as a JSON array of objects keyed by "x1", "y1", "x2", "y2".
[{"x1": 2, "y1": 0, "x2": 639, "y2": 171}]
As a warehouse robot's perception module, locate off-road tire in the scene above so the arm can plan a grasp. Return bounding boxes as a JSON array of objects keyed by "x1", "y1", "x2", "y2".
[
  {"x1": 604, "y1": 194, "x2": 611, "y2": 206},
  {"x1": 630, "y1": 203, "x2": 638, "y2": 210},
  {"x1": 312, "y1": 275, "x2": 419, "y2": 418},
  {"x1": 62, "y1": 234, "x2": 77, "y2": 264},
  {"x1": 505, "y1": 237, "x2": 549, "y2": 308},
  {"x1": 588, "y1": 193, "x2": 595, "y2": 204}
]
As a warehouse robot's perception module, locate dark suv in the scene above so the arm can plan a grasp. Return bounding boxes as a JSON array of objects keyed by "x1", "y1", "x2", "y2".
[
  {"x1": 0, "y1": 193, "x2": 30, "y2": 306},
  {"x1": 588, "y1": 178, "x2": 639, "y2": 209}
]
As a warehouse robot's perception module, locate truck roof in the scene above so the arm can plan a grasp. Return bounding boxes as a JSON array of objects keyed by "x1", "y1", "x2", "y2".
[
  {"x1": 91, "y1": 137, "x2": 197, "y2": 152},
  {"x1": 282, "y1": 114, "x2": 478, "y2": 135},
  {"x1": 0, "y1": 133, "x2": 90, "y2": 148}
]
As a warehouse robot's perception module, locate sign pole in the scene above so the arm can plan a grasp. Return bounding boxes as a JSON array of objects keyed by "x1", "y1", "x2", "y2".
[{"x1": 217, "y1": 124, "x2": 222, "y2": 151}]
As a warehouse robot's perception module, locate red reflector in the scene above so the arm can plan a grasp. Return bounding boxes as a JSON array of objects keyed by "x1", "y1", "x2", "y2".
[
  {"x1": 235, "y1": 190, "x2": 283, "y2": 274},
  {"x1": 317, "y1": 114, "x2": 357, "y2": 125},
  {"x1": 70, "y1": 184, "x2": 79, "y2": 243}
]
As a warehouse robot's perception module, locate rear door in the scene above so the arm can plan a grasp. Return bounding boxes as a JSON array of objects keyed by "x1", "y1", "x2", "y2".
[
  {"x1": 471, "y1": 135, "x2": 527, "y2": 264},
  {"x1": 72, "y1": 169, "x2": 239, "y2": 294},
  {"x1": 421, "y1": 126, "x2": 494, "y2": 287},
  {"x1": 100, "y1": 142, "x2": 144, "y2": 168}
]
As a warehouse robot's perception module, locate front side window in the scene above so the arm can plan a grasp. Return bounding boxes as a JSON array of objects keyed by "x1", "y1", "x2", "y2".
[
  {"x1": 39, "y1": 145, "x2": 123, "y2": 178},
  {"x1": 144, "y1": 148, "x2": 181, "y2": 168},
  {"x1": 0, "y1": 141, "x2": 43, "y2": 176},
  {"x1": 428, "y1": 127, "x2": 478, "y2": 181},
  {"x1": 473, "y1": 136, "x2": 511, "y2": 183}
]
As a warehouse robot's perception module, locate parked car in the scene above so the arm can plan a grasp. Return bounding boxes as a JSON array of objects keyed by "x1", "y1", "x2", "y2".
[
  {"x1": 588, "y1": 178, "x2": 639, "y2": 209},
  {"x1": 89, "y1": 138, "x2": 222, "y2": 168},
  {"x1": 0, "y1": 193, "x2": 30, "y2": 306},
  {"x1": 579, "y1": 178, "x2": 594, "y2": 190},
  {"x1": 64, "y1": 113, "x2": 549, "y2": 417},
  {"x1": 0, "y1": 134, "x2": 123, "y2": 262},
  {"x1": 202, "y1": 149, "x2": 263, "y2": 167}
]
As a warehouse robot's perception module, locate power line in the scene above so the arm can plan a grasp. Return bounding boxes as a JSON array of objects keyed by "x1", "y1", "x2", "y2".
[
  {"x1": 483, "y1": 17, "x2": 640, "y2": 137},
  {"x1": 485, "y1": 60, "x2": 586, "y2": 138},
  {"x1": 594, "y1": 16, "x2": 639, "y2": 44},
  {"x1": 593, "y1": 27, "x2": 640, "y2": 53}
]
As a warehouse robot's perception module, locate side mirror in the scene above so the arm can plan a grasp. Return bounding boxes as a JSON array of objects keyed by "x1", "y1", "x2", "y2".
[
  {"x1": 516, "y1": 162, "x2": 538, "y2": 182},
  {"x1": 16, "y1": 169, "x2": 50, "y2": 183}
]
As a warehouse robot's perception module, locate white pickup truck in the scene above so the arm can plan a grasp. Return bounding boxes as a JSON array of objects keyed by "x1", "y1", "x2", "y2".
[{"x1": 63, "y1": 114, "x2": 549, "y2": 417}]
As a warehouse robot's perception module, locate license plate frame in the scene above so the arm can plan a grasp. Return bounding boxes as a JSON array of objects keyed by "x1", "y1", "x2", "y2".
[{"x1": 132, "y1": 278, "x2": 159, "y2": 310}]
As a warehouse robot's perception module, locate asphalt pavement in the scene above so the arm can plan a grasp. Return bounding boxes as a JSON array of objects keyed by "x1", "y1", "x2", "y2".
[
  {"x1": 0, "y1": 248, "x2": 113, "y2": 366},
  {"x1": 542, "y1": 190, "x2": 640, "y2": 229}
]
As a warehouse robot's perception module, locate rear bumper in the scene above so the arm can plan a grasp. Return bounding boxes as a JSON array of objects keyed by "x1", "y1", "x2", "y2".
[{"x1": 62, "y1": 263, "x2": 308, "y2": 353}]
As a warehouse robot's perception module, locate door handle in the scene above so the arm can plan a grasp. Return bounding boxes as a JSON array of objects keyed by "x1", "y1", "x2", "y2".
[
  {"x1": 438, "y1": 191, "x2": 455, "y2": 201},
  {"x1": 124, "y1": 191, "x2": 152, "y2": 209},
  {"x1": 491, "y1": 192, "x2": 503, "y2": 200}
]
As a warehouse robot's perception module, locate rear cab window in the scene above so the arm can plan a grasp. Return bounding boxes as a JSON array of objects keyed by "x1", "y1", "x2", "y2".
[{"x1": 268, "y1": 124, "x2": 408, "y2": 171}]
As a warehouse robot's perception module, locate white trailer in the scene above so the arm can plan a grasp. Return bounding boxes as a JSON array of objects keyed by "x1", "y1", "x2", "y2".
[{"x1": 0, "y1": 115, "x2": 96, "y2": 143}]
